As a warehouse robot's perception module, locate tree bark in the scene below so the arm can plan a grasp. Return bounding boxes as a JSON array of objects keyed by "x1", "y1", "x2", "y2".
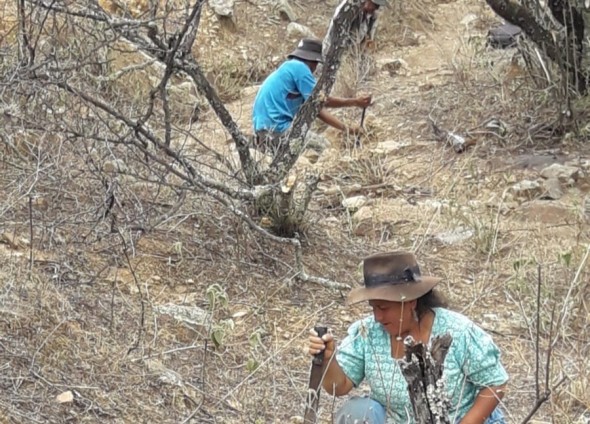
[
  {"x1": 484, "y1": 0, "x2": 587, "y2": 94},
  {"x1": 262, "y1": 0, "x2": 363, "y2": 183},
  {"x1": 399, "y1": 334, "x2": 453, "y2": 424}
]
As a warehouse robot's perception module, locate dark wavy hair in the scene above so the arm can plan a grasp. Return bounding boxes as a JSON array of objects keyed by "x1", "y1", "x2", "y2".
[{"x1": 415, "y1": 289, "x2": 448, "y2": 318}]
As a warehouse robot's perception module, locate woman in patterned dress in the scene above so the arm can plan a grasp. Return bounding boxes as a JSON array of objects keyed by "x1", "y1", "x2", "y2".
[{"x1": 307, "y1": 251, "x2": 508, "y2": 424}]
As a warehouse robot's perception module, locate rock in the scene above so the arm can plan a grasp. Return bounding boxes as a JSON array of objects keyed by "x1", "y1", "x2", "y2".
[
  {"x1": 540, "y1": 163, "x2": 580, "y2": 182},
  {"x1": 516, "y1": 201, "x2": 571, "y2": 224},
  {"x1": 302, "y1": 149, "x2": 320, "y2": 164},
  {"x1": 275, "y1": 0, "x2": 297, "y2": 22},
  {"x1": 319, "y1": 185, "x2": 341, "y2": 196},
  {"x1": 209, "y1": 0, "x2": 234, "y2": 17},
  {"x1": 154, "y1": 304, "x2": 211, "y2": 327},
  {"x1": 541, "y1": 177, "x2": 563, "y2": 200},
  {"x1": 0, "y1": 231, "x2": 27, "y2": 249},
  {"x1": 342, "y1": 196, "x2": 368, "y2": 211},
  {"x1": 378, "y1": 58, "x2": 409, "y2": 76},
  {"x1": 56, "y1": 391, "x2": 74, "y2": 403},
  {"x1": 103, "y1": 159, "x2": 127, "y2": 174},
  {"x1": 371, "y1": 140, "x2": 411, "y2": 154},
  {"x1": 460, "y1": 13, "x2": 479, "y2": 27},
  {"x1": 434, "y1": 227, "x2": 474, "y2": 245},
  {"x1": 286, "y1": 22, "x2": 316, "y2": 39},
  {"x1": 32, "y1": 196, "x2": 49, "y2": 211},
  {"x1": 511, "y1": 179, "x2": 542, "y2": 199},
  {"x1": 352, "y1": 206, "x2": 374, "y2": 236}
]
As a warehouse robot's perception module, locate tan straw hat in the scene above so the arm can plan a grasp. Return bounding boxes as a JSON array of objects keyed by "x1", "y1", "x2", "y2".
[{"x1": 347, "y1": 251, "x2": 441, "y2": 304}]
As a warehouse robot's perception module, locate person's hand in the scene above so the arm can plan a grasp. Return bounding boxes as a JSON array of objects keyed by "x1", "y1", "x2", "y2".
[
  {"x1": 308, "y1": 328, "x2": 335, "y2": 361},
  {"x1": 355, "y1": 95, "x2": 372, "y2": 108}
]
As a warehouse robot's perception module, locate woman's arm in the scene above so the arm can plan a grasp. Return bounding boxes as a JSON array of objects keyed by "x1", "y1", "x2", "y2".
[
  {"x1": 460, "y1": 385, "x2": 506, "y2": 424},
  {"x1": 308, "y1": 331, "x2": 354, "y2": 396}
]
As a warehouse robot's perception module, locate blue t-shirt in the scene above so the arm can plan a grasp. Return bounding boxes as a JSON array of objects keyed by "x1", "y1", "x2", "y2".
[
  {"x1": 337, "y1": 308, "x2": 509, "y2": 423},
  {"x1": 252, "y1": 59, "x2": 316, "y2": 134}
]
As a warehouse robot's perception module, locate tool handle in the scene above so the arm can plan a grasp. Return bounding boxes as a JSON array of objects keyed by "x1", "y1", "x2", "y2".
[{"x1": 312, "y1": 326, "x2": 328, "y2": 366}]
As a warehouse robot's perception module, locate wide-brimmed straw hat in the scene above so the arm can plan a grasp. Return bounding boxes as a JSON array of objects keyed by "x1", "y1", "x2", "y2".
[
  {"x1": 287, "y1": 38, "x2": 323, "y2": 63},
  {"x1": 347, "y1": 251, "x2": 442, "y2": 304}
]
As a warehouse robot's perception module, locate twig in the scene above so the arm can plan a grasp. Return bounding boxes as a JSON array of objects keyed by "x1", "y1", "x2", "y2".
[
  {"x1": 519, "y1": 376, "x2": 568, "y2": 424},
  {"x1": 28, "y1": 195, "x2": 33, "y2": 271},
  {"x1": 117, "y1": 230, "x2": 146, "y2": 356},
  {"x1": 534, "y1": 264, "x2": 541, "y2": 400}
]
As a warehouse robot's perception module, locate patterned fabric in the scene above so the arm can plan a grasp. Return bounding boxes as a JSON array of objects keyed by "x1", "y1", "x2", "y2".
[
  {"x1": 335, "y1": 396, "x2": 506, "y2": 424},
  {"x1": 336, "y1": 308, "x2": 509, "y2": 423},
  {"x1": 252, "y1": 59, "x2": 316, "y2": 134}
]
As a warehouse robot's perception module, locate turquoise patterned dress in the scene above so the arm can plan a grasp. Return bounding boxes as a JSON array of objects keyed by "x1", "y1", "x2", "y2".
[{"x1": 336, "y1": 308, "x2": 509, "y2": 423}]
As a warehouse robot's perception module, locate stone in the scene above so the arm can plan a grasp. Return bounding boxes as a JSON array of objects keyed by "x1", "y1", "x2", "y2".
[
  {"x1": 154, "y1": 304, "x2": 211, "y2": 327},
  {"x1": 434, "y1": 227, "x2": 474, "y2": 245},
  {"x1": 541, "y1": 177, "x2": 563, "y2": 200},
  {"x1": 352, "y1": 206, "x2": 374, "y2": 236},
  {"x1": 516, "y1": 201, "x2": 571, "y2": 224},
  {"x1": 275, "y1": 0, "x2": 297, "y2": 21},
  {"x1": 540, "y1": 163, "x2": 580, "y2": 182},
  {"x1": 460, "y1": 13, "x2": 479, "y2": 27},
  {"x1": 510, "y1": 179, "x2": 542, "y2": 199},
  {"x1": 378, "y1": 58, "x2": 409, "y2": 76},
  {"x1": 302, "y1": 149, "x2": 320, "y2": 164},
  {"x1": 209, "y1": 0, "x2": 235, "y2": 17},
  {"x1": 286, "y1": 22, "x2": 316, "y2": 39},
  {"x1": 342, "y1": 195, "x2": 368, "y2": 211}
]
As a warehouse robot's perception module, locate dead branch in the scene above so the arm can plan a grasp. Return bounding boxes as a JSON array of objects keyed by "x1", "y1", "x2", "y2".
[{"x1": 399, "y1": 334, "x2": 453, "y2": 424}]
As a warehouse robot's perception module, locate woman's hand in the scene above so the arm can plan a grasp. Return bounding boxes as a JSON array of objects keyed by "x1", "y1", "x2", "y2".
[
  {"x1": 308, "y1": 328, "x2": 335, "y2": 361},
  {"x1": 355, "y1": 95, "x2": 372, "y2": 108}
]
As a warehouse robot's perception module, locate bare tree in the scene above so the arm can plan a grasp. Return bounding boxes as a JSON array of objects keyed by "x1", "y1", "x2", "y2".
[
  {"x1": 484, "y1": 0, "x2": 587, "y2": 94},
  {"x1": 1, "y1": 0, "x2": 367, "y2": 288}
]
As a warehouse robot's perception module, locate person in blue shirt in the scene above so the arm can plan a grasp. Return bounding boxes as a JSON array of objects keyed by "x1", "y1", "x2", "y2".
[
  {"x1": 252, "y1": 38, "x2": 371, "y2": 156},
  {"x1": 307, "y1": 251, "x2": 509, "y2": 424}
]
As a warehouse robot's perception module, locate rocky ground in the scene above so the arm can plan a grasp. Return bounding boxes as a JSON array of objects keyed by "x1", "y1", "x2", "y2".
[{"x1": 1, "y1": 0, "x2": 590, "y2": 423}]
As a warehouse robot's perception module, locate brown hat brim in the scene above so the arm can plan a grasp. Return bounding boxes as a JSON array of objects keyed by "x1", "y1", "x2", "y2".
[
  {"x1": 347, "y1": 276, "x2": 441, "y2": 305},
  {"x1": 288, "y1": 48, "x2": 323, "y2": 63}
]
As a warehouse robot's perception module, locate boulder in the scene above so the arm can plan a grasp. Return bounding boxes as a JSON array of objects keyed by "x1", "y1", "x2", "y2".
[
  {"x1": 378, "y1": 58, "x2": 409, "y2": 76},
  {"x1": 342, "y1": 195, "x2": 368, "y2": 212},
  {"x1": 541, "y1": 177, "x2": 563, "y2": 200},
  {"x1": 540, "y1": 163, "x2": 580, "y2": 182},
  {"x1": 352, "y1": 206, "x2": 374, "y2": 236},
  {"x1": 275, "y1": 0, "x2": 297, "y2": 22},
  {"x1": 516, "y1": 201, "x2": 571, "y2": 224},
  {"x1": 434, "y1": 227, "x2": 474, "y2": 246},
  {"x1": 209, "y1": 0, "x2": 235, "y2": 17},
  {"x1": 511, "y1": 179, "x2": 542, "y2": 200},
  {"x1": 154, "y1": 304, "x2": 211, "y2": 327}
]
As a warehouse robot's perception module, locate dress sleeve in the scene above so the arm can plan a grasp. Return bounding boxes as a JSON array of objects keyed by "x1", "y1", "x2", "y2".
[
  {"x1": 335, "y1": 321, "x2": 366, "y2": 387},
  {"x1": 459, "y1": 323, "x2": 509, "y2": 389}
]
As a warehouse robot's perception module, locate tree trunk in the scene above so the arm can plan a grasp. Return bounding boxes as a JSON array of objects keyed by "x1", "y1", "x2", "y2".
[
  {"x1": 484, "y1": 0, "x2": 587, "y2": 94},
  {"x1": 399, "y1": 334, "x2": 453, "y2": 424}
]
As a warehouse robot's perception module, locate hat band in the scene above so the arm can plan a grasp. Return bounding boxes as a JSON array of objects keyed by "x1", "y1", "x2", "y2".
[{"x1": 365, "y1": 265, "x2": 421, "y2": 287}]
